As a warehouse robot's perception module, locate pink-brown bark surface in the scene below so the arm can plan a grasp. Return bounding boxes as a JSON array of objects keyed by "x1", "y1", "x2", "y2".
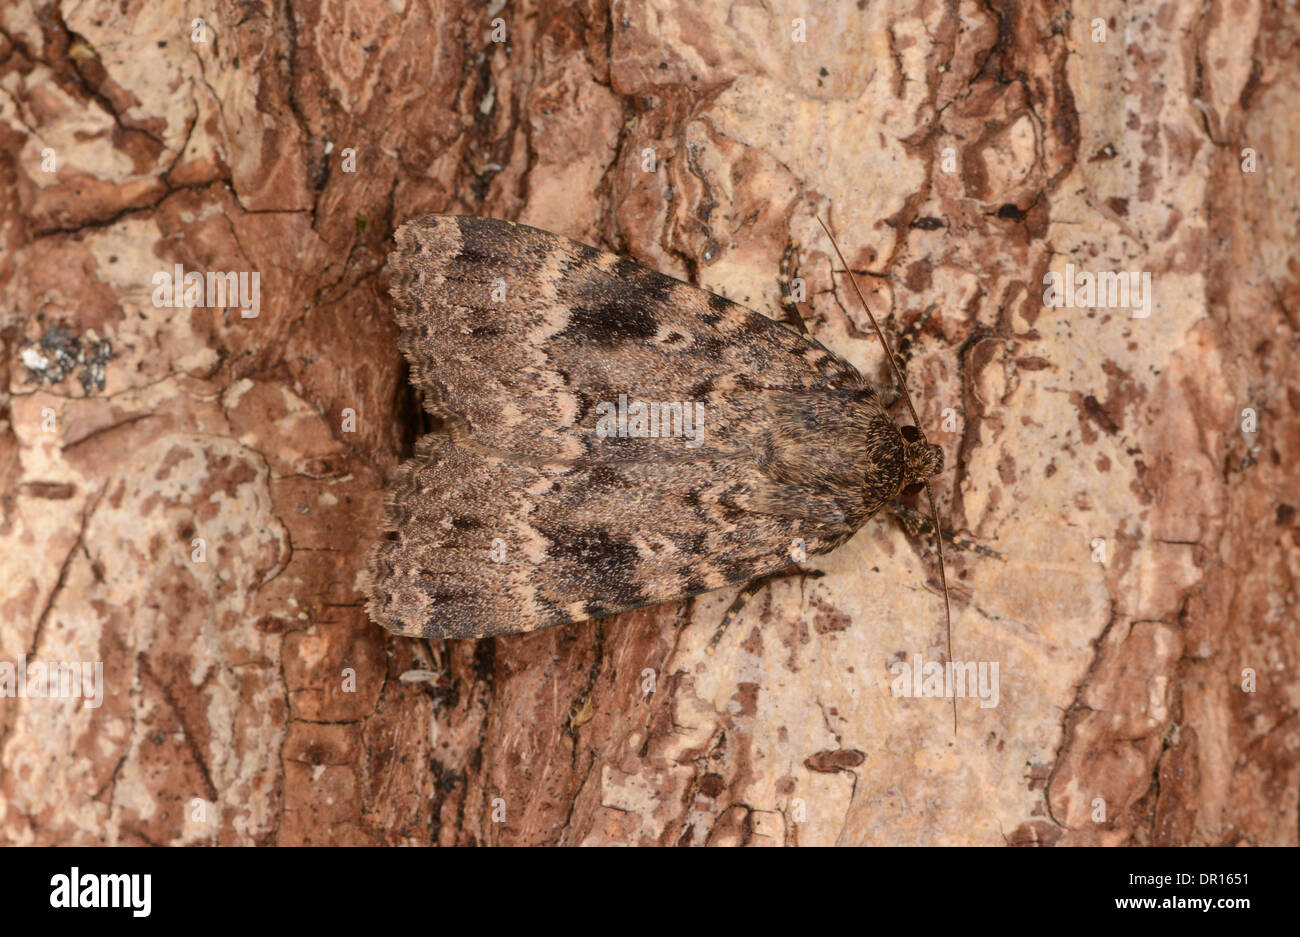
[{"x1": 1, "y1": 0, "x2": 1295, "y2": 845}]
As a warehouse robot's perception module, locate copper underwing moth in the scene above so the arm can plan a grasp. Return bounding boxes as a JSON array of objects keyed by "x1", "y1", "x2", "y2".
[{"x1": 364, "y1": 215, "x2": 954, "y2": 724}]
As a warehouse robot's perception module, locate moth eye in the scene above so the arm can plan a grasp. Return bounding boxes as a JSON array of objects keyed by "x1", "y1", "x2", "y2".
[{"x1": 900, "y1": 425, "x2": 922, "y2": 443}]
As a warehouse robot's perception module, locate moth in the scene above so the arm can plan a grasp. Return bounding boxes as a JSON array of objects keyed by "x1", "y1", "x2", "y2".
[{"x1": 364, "y1": 215, "x2": 952, "y2": 710}]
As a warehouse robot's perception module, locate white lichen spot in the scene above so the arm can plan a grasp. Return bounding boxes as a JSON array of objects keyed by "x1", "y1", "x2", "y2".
[{"x1": 20, "y1": 347, "x2": 48, "y2": 371}]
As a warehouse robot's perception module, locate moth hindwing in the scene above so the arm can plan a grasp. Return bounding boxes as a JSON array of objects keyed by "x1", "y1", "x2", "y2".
[{"x1": 364, "y1": 215, "x2": 944, "y2": 642}]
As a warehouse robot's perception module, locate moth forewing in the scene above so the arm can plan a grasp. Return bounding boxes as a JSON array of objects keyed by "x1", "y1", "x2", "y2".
[{"x1": 366, "y1": 213, "x2": 955, "y2": 730}]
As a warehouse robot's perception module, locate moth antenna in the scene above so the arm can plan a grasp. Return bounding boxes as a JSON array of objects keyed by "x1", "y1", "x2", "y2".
[
  {"x1": 816, "y1": 217, "x2": 920, "y2": 428},
  {"x1": 926, "y1": 480, "x2": 956, "y2": 735},
  {"x1": 817, "y1": 216, "x2": 957, "y2": 735}
]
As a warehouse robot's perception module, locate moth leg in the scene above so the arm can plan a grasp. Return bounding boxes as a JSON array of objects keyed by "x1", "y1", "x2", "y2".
[
  {"x1": 777, "y1": 240, "x2": 811, "y2": 335},
  {"x1": 894, "y1": 302, "x2": 940, "y2": 371},
  {"x1": 886, "y1": 502, "x2": 1005, "y2": 559},
  {"x1": 706, "y1": 565, "x2": 825, "y2": 653},
  {"x1": 879, "y1": 302, "x2": 940, "y2": 409},
  {"x1": 705, "y1": 579, "x2": 768, "y2": 653}
]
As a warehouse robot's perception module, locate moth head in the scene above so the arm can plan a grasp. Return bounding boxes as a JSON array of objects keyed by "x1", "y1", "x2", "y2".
[{"x1": 900, "y1": 424, "x2": 944, "y2": 486}]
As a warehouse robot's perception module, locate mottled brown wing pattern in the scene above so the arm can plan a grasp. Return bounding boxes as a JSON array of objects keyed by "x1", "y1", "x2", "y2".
[
  {"x1": 387, "y1": 215, "x2": 862, "y2": 460},
  {"x1": 366, "y1": 215, "x2": 914, "y2": 639},
  {"x1": 367, "y1": 435, "x2": 860, "y2": 638}
]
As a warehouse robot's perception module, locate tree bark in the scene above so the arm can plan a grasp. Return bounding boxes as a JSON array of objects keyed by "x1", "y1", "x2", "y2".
[{"x1": 1, "y1": 0, "x2": 1296, "y2": 845}]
